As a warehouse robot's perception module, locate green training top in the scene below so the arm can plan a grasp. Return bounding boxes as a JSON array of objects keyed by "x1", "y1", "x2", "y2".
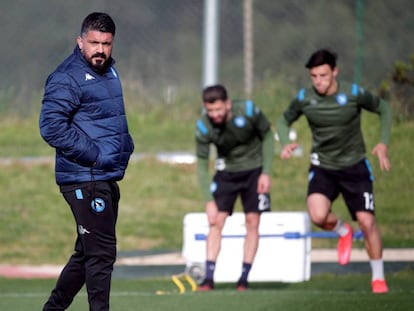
[
  {"x1": 276, "y1": 81, "x2": 392, "y2": 170},
  {"x1": 196, "y1": 100, "x2": 274, "y2": 201}
]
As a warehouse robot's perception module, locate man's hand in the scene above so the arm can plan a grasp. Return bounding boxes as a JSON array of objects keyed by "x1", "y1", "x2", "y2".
[
  {"x1": 371, "y1": 142, "x2": 391, "y2": 171},
  {"x1": 280, "y1": 143, "x2": 299, "y2": 160},
  {"x1": 257, "y1": 173, "x2": 271, "y2": 194}
]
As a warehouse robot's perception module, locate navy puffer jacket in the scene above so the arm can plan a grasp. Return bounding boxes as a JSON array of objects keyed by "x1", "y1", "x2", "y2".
[{"x1": 40, "y1": 46, "x2": 134, "y2": 185}]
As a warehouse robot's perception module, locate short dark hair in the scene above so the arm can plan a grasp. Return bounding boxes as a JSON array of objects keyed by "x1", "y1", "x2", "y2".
[
  {"x1": 80, "y1": 12, "x2": 116, "y2": 37},
  {"x1": 202, "y1": 84, "x2": 228, "y2": 103},
  {"x1": 305, "y1": 49, "x2": 337, "y2": 69}
]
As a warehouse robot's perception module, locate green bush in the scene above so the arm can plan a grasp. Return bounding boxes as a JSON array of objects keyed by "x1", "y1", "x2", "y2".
[{"x1": 380, "y1": 54, "x2": 414, "y2": 121}]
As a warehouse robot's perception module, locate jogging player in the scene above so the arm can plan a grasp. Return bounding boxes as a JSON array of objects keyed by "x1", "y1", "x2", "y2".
[
  {"x1": 276, "y1": 49, "x2": 391, "y2": 294},
  {"x1": 195, "y1": 84, "x2": 274, "y2": 291}
]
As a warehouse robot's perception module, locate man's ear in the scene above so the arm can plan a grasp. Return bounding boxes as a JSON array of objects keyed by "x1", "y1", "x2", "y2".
[
  {"x1": 332, "y1": 66, "x2": 339, "y2": 78},
  {"x1": 77, "y1": 36, "x2": 83, "y2": 50}
]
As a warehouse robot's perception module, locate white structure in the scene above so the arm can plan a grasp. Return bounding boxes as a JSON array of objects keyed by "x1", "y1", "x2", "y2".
[
  {"x1": 182, "y1": 212, "x2": 311, "y2": 283},
  {"x1": 202, "y1": 0, "x2": 219, "y2": 87}
]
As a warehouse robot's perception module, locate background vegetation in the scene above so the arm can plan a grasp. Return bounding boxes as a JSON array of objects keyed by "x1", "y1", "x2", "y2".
[
  {"x1": 0, "y1": 80, "x2": 412, "y2": 265},
  {"x1": 0, "y1": 1, "x2": 413, "y2": 265},
  {"x1": 2, "y1": 0, "x2": 414, "y2": 112}
]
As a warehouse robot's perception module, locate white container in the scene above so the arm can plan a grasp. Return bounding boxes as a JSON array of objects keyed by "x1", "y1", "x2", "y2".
[{"x1": 182, "y1": 212, "x2": 311, "y2": 283}]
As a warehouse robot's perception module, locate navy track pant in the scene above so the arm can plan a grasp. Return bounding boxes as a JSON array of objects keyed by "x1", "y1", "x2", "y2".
[{"x1": 43, "y1": 181, "x2": 120, "y2": 311}]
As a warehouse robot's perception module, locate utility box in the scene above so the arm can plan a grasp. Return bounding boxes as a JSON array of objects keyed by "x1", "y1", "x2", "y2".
[{"x1": 182, "y1": 212, "x2": 311, "y2": 283}]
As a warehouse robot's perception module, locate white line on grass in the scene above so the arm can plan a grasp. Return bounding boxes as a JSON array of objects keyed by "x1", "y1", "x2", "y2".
[{"x1": 1, "y1": 288, "x2": 413, "y2": 299}]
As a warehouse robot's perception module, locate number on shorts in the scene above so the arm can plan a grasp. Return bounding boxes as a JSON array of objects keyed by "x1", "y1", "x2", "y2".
[
  {"x1": 363, "y1": 192, "x2": 374, "y2": 211},
  {"x1": 258, "y1": 193, "x2": 270, "y2": 211}
]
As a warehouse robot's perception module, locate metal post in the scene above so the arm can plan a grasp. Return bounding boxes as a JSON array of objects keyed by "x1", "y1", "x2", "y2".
[
  {"x1": 243, "y1": 0, "x2": 253, "y2": 98},
  {"x1": 202, "y1": 0, "x2": 220, "y2": 88},
  {"x1": 354, "y1": 0, "x2": 364, "y2": 84}
]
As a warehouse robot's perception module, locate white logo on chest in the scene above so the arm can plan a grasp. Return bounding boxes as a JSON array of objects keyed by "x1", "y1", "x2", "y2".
[{"x1": 85, "y1": 72, "x2": 95, "y2": 81}]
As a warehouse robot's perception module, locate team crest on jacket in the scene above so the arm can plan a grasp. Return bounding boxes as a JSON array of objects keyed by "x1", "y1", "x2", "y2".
[
  {"x1": 234, "y1": 116, "x2": 246, "y2": 128},
  {"x1": 91, "y1": 198, "x2": 105, "y2": 213},
  {"x1": 336, "y1": 93, "x2": 348, "y2": 106}
]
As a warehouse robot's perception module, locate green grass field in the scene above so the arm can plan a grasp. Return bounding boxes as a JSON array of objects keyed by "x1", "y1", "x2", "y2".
[
  {"x1": 0, "y1": 98, "x2": 413, "y2": 264},
  {"x1": 0, "y1": 85, "x2": 413, "y2": 310},
  {"x1": 1, "y1": 271, "x2": 414, "y2": 311}
]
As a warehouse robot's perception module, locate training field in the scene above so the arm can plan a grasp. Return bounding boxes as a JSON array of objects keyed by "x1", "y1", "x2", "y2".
[{"x1": 1, "y1": 271, "x2": 413, "y2": 311}]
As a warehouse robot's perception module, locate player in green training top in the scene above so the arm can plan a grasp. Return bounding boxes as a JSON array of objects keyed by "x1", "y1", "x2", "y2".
[
  {"x1": 276, "y1": 49, "x2": 391, "y2": 294},
  {"x1": 195, "y1": 84, "x2": 274, "y2": 291}
]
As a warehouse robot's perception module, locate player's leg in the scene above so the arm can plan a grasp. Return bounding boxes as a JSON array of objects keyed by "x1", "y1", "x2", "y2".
[
  {"x1": 202, "y1": 206, "x2": 228, "y2": 287},
  {"x1": 308, "y1": 166, "x2": 353, "y2": 265},
  {"x1": 356, "y1": 213, "x2": 387, "y2": 293},
  {"x1": 237, "y1": 168, "x2": 270, "y2": 290},
  {"x1": 205, "y1": 205, "x2": 228, "y2": 263},
  {"x1": 350, "y1": 211, "x2": 387, "y2": 293},
  {"x1": 356, "y1": 210, "x2": 387, "y2": 288},
  {"x1": 199, "y1": 172, "x2": 237, "y2": 291},
  {"x1": 307, "y1": 193, "x2": 334, "y2": 229},
  {"x1": 341, "y1": 159, "x2": 388, "y2": 293},
  {"x1": 235, "y1": 212, "x2": 260, "y2": 291},
  {"x1": 205, "y1": 201, "x2": 223, "y2": 261},
  {"x1": 243, "y1": 212, "x2": 260, "y2": 264},
  {"x1": 356, "y1": 212, "x2": 383, "y2": 259}
]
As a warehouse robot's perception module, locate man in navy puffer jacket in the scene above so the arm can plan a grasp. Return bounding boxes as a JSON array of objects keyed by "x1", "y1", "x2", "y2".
[{"x1": 40, "y1": 12, "x2": 134, "y2": 311}]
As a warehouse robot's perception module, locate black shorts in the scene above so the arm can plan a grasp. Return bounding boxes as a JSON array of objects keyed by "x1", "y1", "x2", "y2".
[
  {"x1": 307, "y1": 159, "x2": 375, "y2": 220},
  {"x1": 211, "y1": 167, "x2": 271, "y2": 215}
]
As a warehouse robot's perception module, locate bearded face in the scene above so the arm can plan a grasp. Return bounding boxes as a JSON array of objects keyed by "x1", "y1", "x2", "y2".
[
  {"x1": 204, "y1": 99, "x2": 232, "y2": 126},
  {"x1": 77, "y1": 30, "x2": 113, "y2": 72}
]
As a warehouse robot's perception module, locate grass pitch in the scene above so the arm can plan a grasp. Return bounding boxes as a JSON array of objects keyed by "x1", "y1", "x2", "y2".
[{"x1": 1, "y1": 270, "x2": 413, "y2": 311}]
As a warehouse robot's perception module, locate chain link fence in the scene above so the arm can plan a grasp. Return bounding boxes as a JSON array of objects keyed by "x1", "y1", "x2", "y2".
[{"x1": 1, "y1": 0, "x2": 413, "y2": 111}]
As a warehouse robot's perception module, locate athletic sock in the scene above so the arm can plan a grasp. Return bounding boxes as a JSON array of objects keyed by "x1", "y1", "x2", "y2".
[
  {"x1": 333, "y1": 219, "x2": 349, "y2": 237},
  {"x1": 239, "y1": 262, "x2": 252, "y2": 283},
  {"x1": 205, "y1": 260, "x2": 216, "y2": 281},
  {"x1": 370, "y1": 259, "x2": 385, "y2": 281}
]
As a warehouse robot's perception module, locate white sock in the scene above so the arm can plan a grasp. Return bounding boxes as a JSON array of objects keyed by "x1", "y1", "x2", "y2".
[
  {"x1": 333, "y1": 220, "x2": 349, "y2": 237},
  {"x1": 370, "y1": 259, "x2": 385, "y2": 281}
]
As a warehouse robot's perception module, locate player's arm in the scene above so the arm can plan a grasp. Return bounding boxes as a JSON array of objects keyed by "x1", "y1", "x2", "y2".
[
  {"x1": 197, "y1": 136, "x2": 218, "y2": 223},
  {"x1": 250, "y1": 102, "x2": 274, "y2": 175},
  {"x1": 358, "y1": 91, "x2": 392, "y2": 171},
  {"x1": 276, "y1": 99, "x2": 302, "y2": 159},
  {"x1": 246, "y1": 103, "x2": 274, "y2": 193},
  {"x1": 196, "y1": 157, "x2": 214, "y2": 202},
  {"x1": 247, "y1": 102, "x2": 274, "y2": 174},
  {"x1": 358, "y1": 89, "x2": 392, "y2": 146},
  {"x1": 376, "y1": 98, "x2": 392, "y2": 146},
  {"x1": 372, "y1": 98, "x2": 392, "y2": 171},
  {"x1": 195, "y1": 118, "x2": 214, "y2": 202},
  {"x1": 261, "y1": 129, "x2": 274, "y2": 175},
  {"x1": 276, "y1": 114, "x2": 292, "y2": 147},
  {"x1": 257, "y1": 129, "x2": 274, "y2": 194}
]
